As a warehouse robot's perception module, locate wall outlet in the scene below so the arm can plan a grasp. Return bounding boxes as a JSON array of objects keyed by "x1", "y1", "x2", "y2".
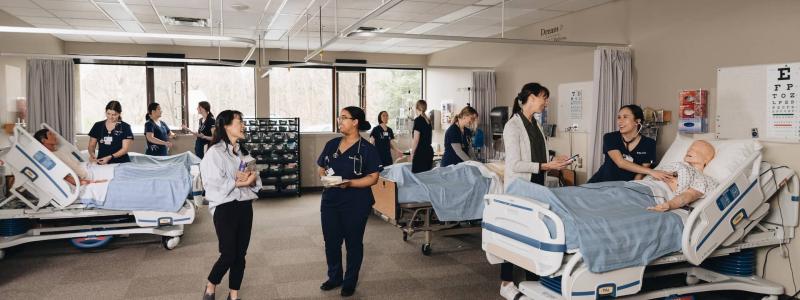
[{"x1": 576, "y1": 157, "x2": 583, "y2": 169}]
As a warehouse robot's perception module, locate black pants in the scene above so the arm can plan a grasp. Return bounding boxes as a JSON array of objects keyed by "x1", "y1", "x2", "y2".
[
  {"x1": 208, "y1": 200, "x2": 253, "y2": 290},
  {"x1": 321, "y1": 199, "x2": 371, "y2": 289},
  {"x1": 411, "y1": 146, "x2": 433, "y2": 173}
]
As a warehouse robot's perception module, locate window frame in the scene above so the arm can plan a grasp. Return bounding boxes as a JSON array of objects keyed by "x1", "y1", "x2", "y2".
[{"x1": 75, "y1": 59, "x2": 256, "y2": 134}]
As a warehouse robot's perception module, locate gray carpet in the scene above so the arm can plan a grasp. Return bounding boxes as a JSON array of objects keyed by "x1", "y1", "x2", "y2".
[{"x1": 0, "y1": 193, "x2": 504, "y2": 299}]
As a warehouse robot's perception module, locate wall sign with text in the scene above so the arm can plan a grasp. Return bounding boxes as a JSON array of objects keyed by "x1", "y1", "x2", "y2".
[{"x1": 766, "y1": 64, "x2": 800, "y2": 139}]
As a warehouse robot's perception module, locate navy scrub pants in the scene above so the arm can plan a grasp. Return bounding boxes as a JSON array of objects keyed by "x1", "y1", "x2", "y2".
[{"x1": 320, "y1": 199, "x2": 371, "y2": 289}]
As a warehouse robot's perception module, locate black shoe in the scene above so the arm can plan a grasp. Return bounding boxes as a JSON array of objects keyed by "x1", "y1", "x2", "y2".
[
  {"x1": 226, "y1": 295, "x2": 240, "y2": 300},
  {"x1": 320, "y1": 281, "x2": 341, "y2": 291},
  {"x1": 202, "y1": 287, "x2": 215, "y2": 300},
  {"x1": 340, "y1": 287, "x2": 355, "y2": 297}
]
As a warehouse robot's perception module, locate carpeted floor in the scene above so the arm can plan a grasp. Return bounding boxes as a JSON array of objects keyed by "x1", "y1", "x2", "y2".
[{"x1": 0, "y1": 193, "x2": 504, "y2": 300}]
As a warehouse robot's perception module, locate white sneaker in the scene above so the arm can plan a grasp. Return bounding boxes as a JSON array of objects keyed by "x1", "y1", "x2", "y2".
[{"x1": 499, "y1": 282, "x2": 521, "y2": 300}]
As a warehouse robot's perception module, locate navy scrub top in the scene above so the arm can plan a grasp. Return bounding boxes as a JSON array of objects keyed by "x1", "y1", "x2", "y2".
[
  {"x1": 588, "y1": 131, "x2": 657, "y2": 183},
  {"x1": 145, "y1": 120, "x2": 171, "y2": 156},
  {"x1": 197, "y1": 116, "x2": 215, "y2": 143},
  {"x1": 88, "y1": 120, "x2": 134, "y2": 163},
  {"x1": 441, "y1": 124, "x2": 469, "y2": 167},
  {"x1": 369, "y1": 125, "x2": 395, "y2": 167},
  {"x1": 317, "y1": 137, "x2": 382, "y2": 207}
]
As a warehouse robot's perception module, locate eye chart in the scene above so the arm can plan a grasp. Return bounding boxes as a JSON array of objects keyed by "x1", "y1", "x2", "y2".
[{"x1": 766, "y1": 64, "x2": 800, "y2": 139}]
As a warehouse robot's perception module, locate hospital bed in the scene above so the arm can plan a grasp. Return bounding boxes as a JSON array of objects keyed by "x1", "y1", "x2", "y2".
[
  {"x1": 0, "y1": 125, "x2": 198, "y2": 258},
  {"x1": 482, "y1": 136, "x2": 799, "y2": 299},
  {"x1": 372, "y1": 161, "x2": 502, "y2": 255}
]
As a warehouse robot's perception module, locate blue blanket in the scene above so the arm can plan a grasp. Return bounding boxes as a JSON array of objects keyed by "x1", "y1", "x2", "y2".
[
  {"x1": 381, "y1": 164, "x2": 490, "y2": 221},
  {"x1": 129, "y1": 151, "x2": 201, "y2": 171},
  {"x1": 84, "y1": 163, "x2": 191, "y2": 212},
  {"x1": 505, "y1": 179, "x2": 684, "y2": 273}
]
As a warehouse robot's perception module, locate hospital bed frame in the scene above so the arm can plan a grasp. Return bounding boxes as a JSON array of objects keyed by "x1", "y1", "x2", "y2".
[
  {"x1": 372, "y1": 177, "x2": 482, "y2": 255},
  {"x1": 0, "y1": 125, "x2": 196, "y2": 258},
  {"x1": 482, "y1": 150, "x2": 799, "y2": 299}
]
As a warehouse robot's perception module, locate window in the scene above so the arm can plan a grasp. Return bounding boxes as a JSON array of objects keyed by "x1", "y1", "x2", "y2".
[
  {"x1": 187, "y1": 66, "x2": 256, "y2": 131},
  {"x1": 77, "y1": 64, "x2": 147, "y2": 133},
  {"x1": 152, "y1": 67, "x2": 184, "y2": 129},
  {"x1": 365, "y1": 69, "x2": 423, "y2": 132},
  {"x1": 269, "y1": 67, "x2": 333, "y2": 132},
  {"x1": 336, "y1": 71, "x2": 362, "y2": 112}
]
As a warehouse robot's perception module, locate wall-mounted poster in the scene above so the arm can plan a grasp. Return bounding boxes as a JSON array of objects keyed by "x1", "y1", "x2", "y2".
[
  {"x1": 678, "y1": 89, "x2": 708, "y2": 133},
  {"x1": 766, "y1": 64, "x2": 800, "y2": 139}
]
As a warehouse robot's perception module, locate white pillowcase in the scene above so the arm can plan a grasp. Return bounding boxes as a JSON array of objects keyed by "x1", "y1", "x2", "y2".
[{"x1": 657, "y1": 134, "x2": 762, "y2": 183}]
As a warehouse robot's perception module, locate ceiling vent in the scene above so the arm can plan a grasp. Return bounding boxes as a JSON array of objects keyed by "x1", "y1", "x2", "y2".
[{"x1": 162, "y1": 16, "x2": 210, "y2": 28}]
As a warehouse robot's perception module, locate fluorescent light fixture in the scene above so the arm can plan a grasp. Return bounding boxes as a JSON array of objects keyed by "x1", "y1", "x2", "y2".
[
  {"x1": 0, "y1": 26, "x2": 256, "y2": 45},
  {"x1": 344, "y1": 32, "x2": 630, "y2": 48},
  {"x1": 117, "y1": 20, "x2": 144, "y2": 33},
  {"x1": 264, "y1": 29, "x2": 284, "y2": 40},
  {"x1": 432, "y1": 6, "x2": 486, "y2": 23},
  {"x1": 405, "y1": 22, "x2": 444, "y2": 34},
  {"x1": 0, "y1": 52, "x2": 243, "y2": 67}
]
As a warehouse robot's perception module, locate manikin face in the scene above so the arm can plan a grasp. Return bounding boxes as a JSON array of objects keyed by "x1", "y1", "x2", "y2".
[{"x1": 684, "y1": 140, "x2": 715, "y2": 166}]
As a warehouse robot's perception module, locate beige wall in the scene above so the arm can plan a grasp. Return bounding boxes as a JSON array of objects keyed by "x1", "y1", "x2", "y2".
[{"x1": 428, "y1": 0, "x2": 800, "y2": 293}]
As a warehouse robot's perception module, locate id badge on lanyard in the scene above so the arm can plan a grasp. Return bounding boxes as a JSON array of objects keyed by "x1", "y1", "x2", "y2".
[{"x1": 103, "y1": 136, "x2": 113, "y2": 145}]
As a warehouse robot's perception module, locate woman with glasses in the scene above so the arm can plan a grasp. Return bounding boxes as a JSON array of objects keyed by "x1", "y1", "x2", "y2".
[{"x1": 316, "y1": 106, "x2": 381, "y2": 297}]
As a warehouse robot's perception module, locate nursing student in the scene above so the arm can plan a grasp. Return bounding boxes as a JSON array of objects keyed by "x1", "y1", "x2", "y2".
[
  {"x1": 410, "y1": 100, "x2": 433, "y2": 173},
  {"x1": 317, "y1": 106, "x2": 381, "y2": 297},
  {"x1": 441, "y1": 106, "x2": 478, "y2": 167},
  {"x1": 587, "y1": 104, "x2": 673, "y2": 183},
  {"x1": 183, "y1": 101, "x2": 215, "y2": 159},
  {"x1": 88, "y1": 100, "x2": 133, "y2": 164},
  {"x1": 144, "y1": 102, "x2": 175, "y2": 156},
  {"x1": 201, "y1": 110, "x2": 261, "y2": 300},
  {"x1": 500, "y1": 82, "x2": 571, "y2": 300},
  {"x1": 369, "y1": 111, "x2": 402, "y2": 167}
]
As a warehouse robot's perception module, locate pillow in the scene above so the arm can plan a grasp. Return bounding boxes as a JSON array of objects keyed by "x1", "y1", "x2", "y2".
[{"x1": 657, "y1": 134, "x2": 762, "y2": 182}]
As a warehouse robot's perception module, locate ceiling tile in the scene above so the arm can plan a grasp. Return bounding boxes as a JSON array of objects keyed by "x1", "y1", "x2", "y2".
[
  {"x1": 447, "y1": 0, "x2": 481, "y2": 4},
  {"x1": 221, "y1": 12, "x2": 260, "y2": 29},
  {"x1": 18, "y1": 16, "x2": 69, "y2": 26},
  {"x1": 545, "y1": 0, "x2": 612, "y2": 12},
  {"x1": 268, "y1": 14, "x2": 298, "y2": 30},
  {"x1": 336, "y1": 0, "x2": 380, "y2": 10},
  {"x1": 505, "y1": 0, "x2": 564, "y2": 10},
  {"x1": 0, "y1": 0, "x2": 40, "y2": 9},
  {"x1": 281, "y1": 0, "x2": 313, "y2": 15},
  {"x1": 32, "y1": 0, "x2": 99, "y2": 11},
  {"x1": 332, "y1": 8, "x2": 370, "y2": 19},
  {"x1": 141, "y1": 23, "x2": 167, "y2": 32},
  {"x1": 122, "y1": 0, "x2": 154, "y2": 4},
  {"x1": 152, "y1": 0, "x2": 207, "y2": 9},
  {"x1": 391, "y1": 1, "x2": 441, "y2": 13},
  {"x1": 379, "y1": 11, "x2": 439, "y2": 23},
  {"x1": 1, "y1": 7, "x2": 53, "y2": 17},
  {"x1": 504, "y1": 9, "x2": 565, "y2": 27},
  {"x1": 63, "y1": 19, "x2": 118, "y2": 28},
  {"x1": 49, "y1": 10, "x2": 109, "y2": 20}
]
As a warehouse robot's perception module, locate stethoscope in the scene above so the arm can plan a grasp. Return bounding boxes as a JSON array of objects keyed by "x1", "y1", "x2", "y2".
[{"x1": 325, "y1": 138, "x2": 364, "y2": 176}]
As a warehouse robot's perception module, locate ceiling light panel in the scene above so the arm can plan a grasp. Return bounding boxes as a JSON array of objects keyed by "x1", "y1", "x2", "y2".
[
  {"x1": 405, "y1": 22, "x2": 444, "y2": 34},
  {"x1": 49, "y1": 10, "x2": 109, "y2": 20},
  {"x1": 32, "y1": 0, "x2": 99, "y2": 11},
  {"x1": 0, "y1": 7, "x2": 54, "y2": 17},
  {"x1": 432, "y1": 5, "x2": 486, "y2": 23}
]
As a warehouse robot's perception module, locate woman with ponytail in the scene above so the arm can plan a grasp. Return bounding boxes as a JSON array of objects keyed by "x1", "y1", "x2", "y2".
[
  {"x1": 183, "y1": 101, "x2": 216, "y2": 158},
  {"x1": 144, "y1": 102, "x2": 174, "y2": 156},
  {"x1": 587, "y1": 104, "x2": 670, "y2": 183},
  {"x1": 441, "y1": 106, "x2": 478, "y2": 167},
  {"x1": 410, "y1": 100, "x2": 433, "y2": 173}
]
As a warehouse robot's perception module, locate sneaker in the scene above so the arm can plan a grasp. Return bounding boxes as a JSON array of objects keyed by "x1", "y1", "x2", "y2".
[{"x1": 499, "y1": 282, "x2": 521, "y2": 300}]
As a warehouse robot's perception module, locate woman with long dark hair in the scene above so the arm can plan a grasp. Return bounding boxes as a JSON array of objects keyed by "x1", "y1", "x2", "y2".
[
  {"x1": 368, "y1": 110, "x2": 402, "y2": 167},
  {"x1": 587, "y1": 104, "x2": 670, "y2": 183},
  {"x1": 500, "y1": 82, "x2": 571, "y2": 299},
  {"x1": 410, "y1": 100, "x2": 433, "y2": 173},
  {"x1": 88, "y1": 100, "x2": 133, "y2": 164},
  {"x1": 183, "y1": 101, "x2": 215, "y2": 158},
  {"x1": 144, "y1": 102, "x2": 174, "y2": 156},
  {"x1": 201, "y1": 110, "x2": 261, "y2": 300},
  {"x1": 441, "y1": 106, "x2": 478, "y2": 167},
  {"x1": 316, "y1": 106, "x2": 381, "y2": 297}
]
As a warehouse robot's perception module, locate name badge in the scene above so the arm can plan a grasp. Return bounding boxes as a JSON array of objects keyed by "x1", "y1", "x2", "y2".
[
  {"x1": 326, "y1": 168, "x2": 335, "y2": 176},
  {"x1": 623, "y1": 154, "x2": 634, "y2": 162},
  {"x1": 383, "y1": 132, "x2": 389, "y2": 137},
  {"x1": 103, "y1": 136, "x2": 113, "y2": 145}
]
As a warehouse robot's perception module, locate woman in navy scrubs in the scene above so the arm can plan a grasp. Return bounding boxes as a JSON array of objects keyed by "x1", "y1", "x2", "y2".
[
  {"x1": 144, "y1": 102, "x2": 175, "y2": 156},
  {"x1": 441, "y1": 106, "x2": 478, "y2": 167},
  {"x1": 88, "y1": 100, "x2": 133, "y2": 164},
  {"x1": 588, "y1": 104, "x2": 673, "y2": 183},
  {"x1": 410, "y1": 100, "x2": 433, "y2": 173},
  {"x1": 317, "y1": 106, "x2": 381, "y2": 297},
  {"x1": 183, "y1": 101, "x2": 215, "y2": 159},
  {"x1": 369, "y1": 111, "x2": 402, "y2": 167}
]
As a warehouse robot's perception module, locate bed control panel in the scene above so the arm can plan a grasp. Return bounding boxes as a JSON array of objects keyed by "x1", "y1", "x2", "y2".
[{"x1": 716, "y1": 183, "x2": 741, "y2": 211}]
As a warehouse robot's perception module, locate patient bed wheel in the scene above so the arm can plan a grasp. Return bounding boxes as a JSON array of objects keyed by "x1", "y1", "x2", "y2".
[
  {"x1": 69, "y1": 235, "x2": 114, "y2": 249},
  {"x1": 402, "y1": 232, "x2": 408, "y2": 241},
  {"x1": 686, "y1": 274, "x2": 699, "y2": 285},
  {"x1": 421, "y1": 244, "x2": 431, "y2": 256},
  {"x1": 161, "y1": 236, "x2": 181, "y2": 250}
]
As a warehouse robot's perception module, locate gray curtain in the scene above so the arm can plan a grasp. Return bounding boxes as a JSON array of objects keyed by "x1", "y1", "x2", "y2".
[
  {"x1": 472, "y1": 71, "x2": 497, "y2": 159},
  {"x1": 589, "y1": 47, "x2": 633, "y2": 175},
  {"x1": 26, "y1": 59, "x2": 75, "y2": 142}
]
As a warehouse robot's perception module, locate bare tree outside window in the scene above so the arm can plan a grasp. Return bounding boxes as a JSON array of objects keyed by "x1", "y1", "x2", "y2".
[
  {"x1": 77, "y1": 64, "x2": 147, "y2": 133},
  {"x1": 365, "y1": 69, "x2": 422, "y2": 134},
  {"x1": 269, "y1": 67, "x2": 333, "y2": 132},
  {"x1": 187, "y1": 66, "x2": 255, "y2": 131}
]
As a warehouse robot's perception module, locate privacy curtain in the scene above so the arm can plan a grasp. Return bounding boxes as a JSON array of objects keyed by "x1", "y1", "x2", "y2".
[
  {"x1": 472, "y1": 71, "x2": 497, "y2": 158},
  {"x1": 588, "y1": 47, "x2": 633, "y2": 175},
  {"x1": 26, "y1": 59, "x2": 75, "y2": 142}
]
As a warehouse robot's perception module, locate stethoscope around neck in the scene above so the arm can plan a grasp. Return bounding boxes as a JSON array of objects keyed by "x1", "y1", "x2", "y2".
[{"x1": 325, "y1": 138, "x2": 364, "y2": 176}]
